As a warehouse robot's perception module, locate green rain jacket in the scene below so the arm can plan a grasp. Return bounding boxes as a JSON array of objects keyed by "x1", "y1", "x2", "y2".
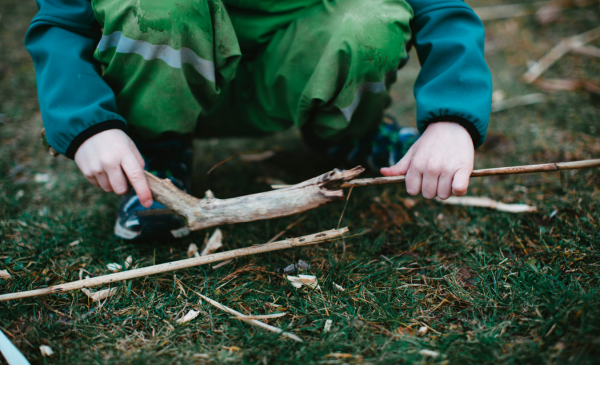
[{"x1": 25, "y1": 0, "x2": 492, "y2": 159}]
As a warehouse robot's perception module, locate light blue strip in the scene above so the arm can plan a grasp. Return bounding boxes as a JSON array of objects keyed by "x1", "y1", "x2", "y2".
[
  {"x1": 97, "y1": 31, "x2": 216, "y2": 83},
  {"x1": 0, "y1": 330, "x2": 30, "y2": 365},
  {"x1": 340, "y1": 81, "x2": 386, "y2": 121}
]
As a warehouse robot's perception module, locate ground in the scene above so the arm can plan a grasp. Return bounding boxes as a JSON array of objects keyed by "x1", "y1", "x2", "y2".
[{"x1": 1, "y1": 0, "x2": 600, "y2": 365}]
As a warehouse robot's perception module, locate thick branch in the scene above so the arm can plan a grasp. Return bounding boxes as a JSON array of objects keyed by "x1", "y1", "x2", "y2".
[{"x1": 145, "y1": 167, "x2": 364, "y2": 231}]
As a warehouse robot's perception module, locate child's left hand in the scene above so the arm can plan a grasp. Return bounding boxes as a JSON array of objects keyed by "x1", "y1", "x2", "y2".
[{"x1": 380, "y1": 122, "x2": 474, "y2": 200}]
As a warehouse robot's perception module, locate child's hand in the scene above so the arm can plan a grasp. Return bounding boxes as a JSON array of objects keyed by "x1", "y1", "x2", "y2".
[
  {"x1": 74, "y1": 129, "x2": 153, "y2": 207},
  {"x1": 380, "y1": 122, "x2": 474, "y2": 200}
]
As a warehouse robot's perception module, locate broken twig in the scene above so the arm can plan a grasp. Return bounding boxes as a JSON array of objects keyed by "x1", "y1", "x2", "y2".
[
  {"x1": 198, "y1": 293, "x2": 302, "y2": 342},
  {"x1": 436, "y1": 196, "x2": 537, "y2": 213},
  {"x1": 0, "y1": 228, "x2": 348, "y2": 302},
  {"x1": 523, "y1": 27, "x2": 600, "y2": 83}
]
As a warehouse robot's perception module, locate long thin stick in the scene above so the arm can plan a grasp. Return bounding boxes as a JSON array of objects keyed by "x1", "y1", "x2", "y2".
[
  {"x1": 273, "y1": 159, "x2": 600, "y2": 189},
  {"x1": 0, "y1": 228, "x2": 349, "y2": 302},
  {"x1": 198, "y1": 294, "x2": 303, "y2": 342}
]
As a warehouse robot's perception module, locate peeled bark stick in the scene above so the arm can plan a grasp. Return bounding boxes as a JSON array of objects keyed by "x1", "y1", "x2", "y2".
[
  {"x1": 0, "y1": 228, "x2": 349, "y2": 302},
  {"x1": 198, "y1": 294, "x2": 303, "y2": 342},
  {"x1": 273, "y1": 159, "x2": 600, "y2": 189},
  {"x1": 145, "y1": 167, "x2": 364, "y2": 231}
]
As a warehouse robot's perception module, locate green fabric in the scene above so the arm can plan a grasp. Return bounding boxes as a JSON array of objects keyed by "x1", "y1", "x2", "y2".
[{"x1": 91, "y1": 0, "x2": 412, "y2": 141}]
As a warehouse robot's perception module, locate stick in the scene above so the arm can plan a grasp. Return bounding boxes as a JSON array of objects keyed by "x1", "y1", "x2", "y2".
[
  {"x1": 0, "y1": 228, "x2": 348, "y2": 302},
  {"x1": 523, "y1": 27, "x2": 600, "y2": 83},
  {"x1": 473, "y1": 1, "x2": 551, "y2": 21},
  {"x1": 145, "y1": 167, "x2": 363, "y2": 231},
  {"x1": 273, "y1": 159, "x2": 600, "y2": 189},
  {"x1": 198, "y1": 294, "x2": 302, "y2": 342}
]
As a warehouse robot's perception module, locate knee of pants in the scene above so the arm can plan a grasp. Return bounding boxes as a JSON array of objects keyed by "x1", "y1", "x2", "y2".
[{"x1": 321, "y1": 0, "x2": 413, "y2": 75}]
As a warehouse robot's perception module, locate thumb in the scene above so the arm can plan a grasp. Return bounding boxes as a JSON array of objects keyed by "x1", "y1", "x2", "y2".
[
  {"x1": 452, "y1": 167, "x2": 472, "y2": 196},
  {"x1": 381, "y1": 145, "x2": 414, "y2": 176}
]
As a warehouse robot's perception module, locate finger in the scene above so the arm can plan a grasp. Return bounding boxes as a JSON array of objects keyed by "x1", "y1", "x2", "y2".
[
  {"x1": 452, "y1": 167, "x2": 472, "y2": 196},
  {"x1": 122, "y1": 154, "x2": 153, "y2": 208},
  {"x1": 421, "y1": 170, "x2": 440, "y2": 199},
  {"x1": 130, "y1": 142, "x2": 145, "y2": 169},
  {"x1": 436, "y1": 171, "x2": 453, "y2": 200},
  {"x1": 381, "y1": 146, "x2": 414, "y2": 176},
  {"x1": 404, "y1": 164, "x2": 422, "y2": 196},
  {"x1": 106, "y1": 166, "x2": 130, "y2": 196},
  {"x1": 83, "y1": 174, "x2": 100, "y2": 188},
  {"x1": 95, "y1": 171, "x2": 113, "y2": 193}
]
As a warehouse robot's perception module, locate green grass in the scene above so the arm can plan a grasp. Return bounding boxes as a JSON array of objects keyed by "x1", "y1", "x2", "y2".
[{"x1": 2, "y1": 0, "x2": 600, "y2": 364}]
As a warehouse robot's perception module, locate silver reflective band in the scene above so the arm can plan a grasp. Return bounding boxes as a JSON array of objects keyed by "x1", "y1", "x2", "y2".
[{"x1": 97, "y1": 31, "x2": 216, "y2": 82}]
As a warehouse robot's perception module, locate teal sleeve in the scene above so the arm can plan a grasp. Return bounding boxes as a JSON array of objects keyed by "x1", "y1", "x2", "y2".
[
  {"x1": 25, "y1": 0, "x2": 127, "y2": 159},
  {"x1": 407, "y1": 0, "x2": 492, "y2": 148}
]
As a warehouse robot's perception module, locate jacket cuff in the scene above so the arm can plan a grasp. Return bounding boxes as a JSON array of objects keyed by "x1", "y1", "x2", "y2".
[
  {"x1": 65, "y1": 120, "x2": 127, "y2": 159},
  {"x1": 422, "y1": 115, "x2": 481, "y2": 148}
]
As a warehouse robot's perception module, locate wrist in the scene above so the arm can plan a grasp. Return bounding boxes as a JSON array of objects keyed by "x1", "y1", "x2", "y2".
[{"x1": 66, "y1": 120, "x2": 127, "y2": 160}]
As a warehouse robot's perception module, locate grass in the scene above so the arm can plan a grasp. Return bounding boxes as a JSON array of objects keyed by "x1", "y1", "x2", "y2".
[{"x1": 1, "y1": 0, "x2": 600, "y2": 365}]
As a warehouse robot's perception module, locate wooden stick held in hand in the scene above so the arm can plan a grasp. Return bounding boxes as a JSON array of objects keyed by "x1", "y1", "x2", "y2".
[
  {"x1": 0, "y1": 228, "x2": 349, "y2": 302},
  {"x1": 272, "y1": 159, "x2": 600, "y2": 189}
]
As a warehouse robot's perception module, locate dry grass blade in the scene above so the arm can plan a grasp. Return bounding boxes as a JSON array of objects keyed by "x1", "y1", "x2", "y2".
[{"x1": 198, "y1": 293, "x2": 302, "y2": 342}]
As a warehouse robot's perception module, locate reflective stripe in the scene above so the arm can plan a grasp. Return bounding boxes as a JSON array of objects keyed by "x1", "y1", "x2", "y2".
[
  {"x1": 340, "y1": 81, "x2": 386, "y2": 121},
  {"x1": 97, "y1": 31, "x2": 216, "y2": 82}
]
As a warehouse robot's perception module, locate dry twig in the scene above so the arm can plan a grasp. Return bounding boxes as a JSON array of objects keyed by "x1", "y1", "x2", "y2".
[
  {"x1": 198, "y1": 293, "x2": 302, "y2": 342},
  {"x1": 0, "y1": 228, "x2": 348, "y2": 302}
]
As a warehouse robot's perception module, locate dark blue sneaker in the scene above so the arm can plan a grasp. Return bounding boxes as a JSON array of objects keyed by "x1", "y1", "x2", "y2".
[
  {"x1": 114, "y1": 135, "x2": 194, "y2": 241},
  {"x1": 303, "y1": 115, "x2": 419, "y2": 171}
]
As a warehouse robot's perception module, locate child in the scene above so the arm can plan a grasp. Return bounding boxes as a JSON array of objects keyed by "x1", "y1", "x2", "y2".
[{"x1": 26, "y1": 0, "x2": 492, "y2": 240}]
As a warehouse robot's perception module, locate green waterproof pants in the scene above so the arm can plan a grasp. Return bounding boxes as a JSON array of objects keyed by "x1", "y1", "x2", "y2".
[{"x1": 92, "y1": 0, "x2": 413, "y2": 142}]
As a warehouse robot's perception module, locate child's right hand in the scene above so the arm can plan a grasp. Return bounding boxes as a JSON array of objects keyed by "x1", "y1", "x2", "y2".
[{"x1": 74, "y1": 129, "x2": 153, "y2": 207}]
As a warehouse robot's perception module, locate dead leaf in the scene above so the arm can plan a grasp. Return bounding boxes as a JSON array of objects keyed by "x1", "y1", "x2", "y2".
[
  {"x1": 34, "y1": 173, "x2": 51, "y2": 183},
  {"x1": 0, "y1": 270, "x2": 11, "y2": 280},
  {"x1": 187, "y1": 243, "x2": 200, "y2": 258},
  {"x1": 324, "y1": 319, "x2": 333, "y2": 332},
  {"x1": 81, "y1": 287, "x2": 118, "y2": 302},
  {"x1": 124, "y1": 256, "x2": 133, "y2": 269},
  {"x1": 201, "y1": 229, "x2": 223, "y2": 256},
  {"x1": 396, "y1": 326, "x2": 414, "y2": 335},
  {"x1": 333, "y1": 282, "x2": 345, "y2": 292},
  {"x1": 106, "y1": 263, "x2": 122, "y2": 272},
  {"x1": 176, "y1": 310, "x2": 200, "y2": 324},
  {"x1": 39, "y1": 345, "x2": 54, "y2": 357},
  {"x1": 418, "y1": 326, "x2": 429, "y2": 337},
  {"x1": 287, "y1": 274, "x2": 320, "y2": 290},
  {"x1": 419, "y1": 349, "x2": 440, "y2": 358}
]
